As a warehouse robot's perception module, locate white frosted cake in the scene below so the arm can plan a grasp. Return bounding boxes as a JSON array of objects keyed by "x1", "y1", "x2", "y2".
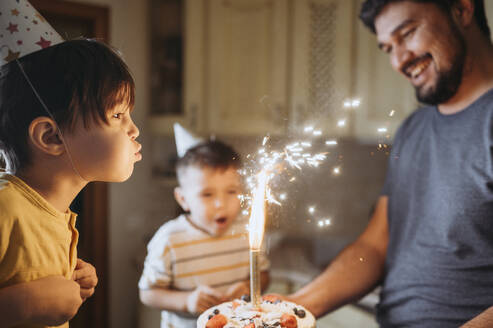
[{"x1": 197, "y1": 296, "x2": 316, "y2": 328}]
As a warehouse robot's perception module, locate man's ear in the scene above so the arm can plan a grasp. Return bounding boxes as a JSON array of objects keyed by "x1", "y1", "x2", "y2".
[
  {"x1": 28, "y1": 117, "x2": 65, "y2": 156},
  {"x1": 174, "y1": 187, "x2": 190, "y2": 212},
  {"x1": 452, "y1": 0, "x2": 474, "y2": 27}
]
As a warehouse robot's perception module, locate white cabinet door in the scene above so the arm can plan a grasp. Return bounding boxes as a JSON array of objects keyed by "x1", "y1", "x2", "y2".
[
  {"x1": 205, "y1": 0, "x2": 289, "y2": 135},
  {"x1": 289, "y1": 0, "x2": 355, "y2": 137},
  {"x1": 353, "y1": 0, "x2": 416, "y2": 142}
]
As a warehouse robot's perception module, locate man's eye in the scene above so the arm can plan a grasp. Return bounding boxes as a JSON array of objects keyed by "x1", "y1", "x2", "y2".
[{"x1": 403, "y1": 28, "x2": 416, "y2": 39}]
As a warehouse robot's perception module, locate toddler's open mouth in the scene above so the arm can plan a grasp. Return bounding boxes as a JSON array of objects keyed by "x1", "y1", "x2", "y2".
[{"x1": 215, "y1": 217, "x2": 227, "y2": 225}]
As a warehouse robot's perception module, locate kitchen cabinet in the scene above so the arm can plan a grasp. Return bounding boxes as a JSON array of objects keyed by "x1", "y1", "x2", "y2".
[{"x1": 150, "y1": 0, "x2": 416, "y2": 140}]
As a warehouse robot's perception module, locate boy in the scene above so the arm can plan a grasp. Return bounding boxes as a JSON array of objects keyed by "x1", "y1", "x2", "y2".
[
  {"x1": 139, "y1": 140, "x2": 270, "y2": 328},
  {"x1": 0, "y1": 1, "x2": 141, "y2": 327}
]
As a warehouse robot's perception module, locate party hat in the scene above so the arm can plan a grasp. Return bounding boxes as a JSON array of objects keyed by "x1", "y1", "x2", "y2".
[
  {"x1": 174, "y1": 123, "x2": 203, "y2": 157},
  {"x1": 0, "y1": 0, "x2": 63, "y2": 66}
]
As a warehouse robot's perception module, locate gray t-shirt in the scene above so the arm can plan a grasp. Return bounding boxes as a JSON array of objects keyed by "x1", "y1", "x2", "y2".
[{"x1": 377, "y1": 89, "x2": 493, "y2": 327}]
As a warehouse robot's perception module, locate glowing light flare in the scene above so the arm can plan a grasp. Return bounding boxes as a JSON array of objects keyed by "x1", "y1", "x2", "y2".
[
  {"x1": 378, "y1": 127, "x2": 388, "y2": 133},
  {"x1": 337, "y1": 120, "x2": 346, "y2": 127},
  {"x1": 318, "y1": 218, "x2": 332, "y2": 228},
  {"x1": 313, "y1": 130, "x2": 322, "y2": 136},
  {"x1": 248, "y1": 170, "x2": 268, "y2": 250},
  {"x1": 308, "y1": 206, "x2": 316, "y2": 214},
  {"x1": 333, "y1": 167, "x2": 341, "y2": 175},
  {"x1": 389, "y1": 110, "x2": 395, "y2": 117},
  {"x1": 304, "y1": 126, "x2": 314, "y2": 133},
  {"x1": 326, "y1": 140, "x2": 338, "y2": 146}
]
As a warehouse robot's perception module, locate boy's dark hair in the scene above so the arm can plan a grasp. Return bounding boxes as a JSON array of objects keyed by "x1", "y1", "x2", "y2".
[
  {"x1": 359, "y1": 0, "x2": 490, "y2": 38},
  {"x1": 0, "y1": 38, "x2": 135, "y2": 173},
  {"x1": 176, "y1": 140, "x2": 241, "y2": 180}
]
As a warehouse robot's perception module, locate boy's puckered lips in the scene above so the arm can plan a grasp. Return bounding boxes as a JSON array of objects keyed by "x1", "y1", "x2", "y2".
[{"x1": 135, "y1": 143, "x2": 142, "y2": 160}]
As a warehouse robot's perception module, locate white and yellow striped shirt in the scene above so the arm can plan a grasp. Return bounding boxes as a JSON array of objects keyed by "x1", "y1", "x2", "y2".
[{"x1": 138, "y1": 214, "x2": 269, "y2": 328}]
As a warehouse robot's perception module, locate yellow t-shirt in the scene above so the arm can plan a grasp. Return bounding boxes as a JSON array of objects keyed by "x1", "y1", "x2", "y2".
[{"x1": 0, "y1": 174, "x2": 79, "y2": 328}]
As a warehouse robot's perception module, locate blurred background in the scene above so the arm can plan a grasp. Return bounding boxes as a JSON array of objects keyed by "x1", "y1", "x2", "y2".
[{"x1": 29, "y1": 0, "x2": 493, "y2": 327}]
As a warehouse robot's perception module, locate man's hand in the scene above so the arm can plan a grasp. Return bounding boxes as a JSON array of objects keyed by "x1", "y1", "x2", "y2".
[
  {"x1": 72, "y1": 258, "x2": 98, "y2": 301},
  {"x1": 186, "y1": 285, "x2": 224, "y2": 314},
  {"x1": 223, "y1": 281, "x2": 249, "y2": 301},
  {"x1": 27, "y1": 276, "x2": 83, "y2": 326}
]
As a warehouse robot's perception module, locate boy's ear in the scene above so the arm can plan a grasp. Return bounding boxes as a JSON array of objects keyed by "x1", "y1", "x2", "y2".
[
  {"x1": 174, "y1": 187, "x2": 190, "y2": 212},
  {"x1": 28, "y1": 117, "x2": 65, "y2": 156}
]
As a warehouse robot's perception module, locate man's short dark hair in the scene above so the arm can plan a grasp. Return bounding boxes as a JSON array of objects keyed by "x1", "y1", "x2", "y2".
[
  {"x1": 176, "y1": 140, "x2": 241, "y2": 180},
  {"x1": 359, "y1": 0, "x2": 490, "y2": 38},
  {"x1": 0, "y1": 38, "x2": 135, "y2": 173}
]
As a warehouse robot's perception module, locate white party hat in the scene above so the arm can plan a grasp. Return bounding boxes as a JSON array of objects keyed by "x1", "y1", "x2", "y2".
[
  {"x1": 0, "y1": 0, "x2": 64, "y2": 66},
  {"x1": 174, "y1": 123, "x2": 203, "y2": 157}
]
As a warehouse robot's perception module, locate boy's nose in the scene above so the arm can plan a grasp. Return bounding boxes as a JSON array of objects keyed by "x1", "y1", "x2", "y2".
[
  {"x1": 129, "y1": 117, "x2": 140, "y2": 140},
  {"x1": 214, "y1": 197, "x2": 225, "y2": 208}
]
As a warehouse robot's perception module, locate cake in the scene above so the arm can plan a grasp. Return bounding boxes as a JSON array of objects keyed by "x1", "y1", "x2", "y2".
[{"x1": 197, "y1": 295, "x2": 316, "y2": 328}]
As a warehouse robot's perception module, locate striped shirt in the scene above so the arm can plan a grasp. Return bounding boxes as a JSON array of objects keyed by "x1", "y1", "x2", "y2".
[{"x1": 138, "y1": 214, "x2": 270, "y2": 328}]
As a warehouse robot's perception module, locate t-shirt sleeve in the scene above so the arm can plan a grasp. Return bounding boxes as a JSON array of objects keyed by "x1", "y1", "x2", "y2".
[{"x1": 138, "y1": 232, "x2": 173, "y2": 290}]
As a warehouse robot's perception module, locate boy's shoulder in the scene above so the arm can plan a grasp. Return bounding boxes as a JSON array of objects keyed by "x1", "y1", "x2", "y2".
[
  {"x1": 0, "y1": 175, "x2": 28, "y2": 218},
  {"x1": 146, "y1": 215, "x2": 191, "y2": 250}
]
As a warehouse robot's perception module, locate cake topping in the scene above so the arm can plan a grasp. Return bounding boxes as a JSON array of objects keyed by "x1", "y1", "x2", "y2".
[
  {"x1": 262, "y1": 295, "x2": 281, "y2": 304},
  {"x1": 293, "y1": 308, "x2": 306, "y2": 318},
  {"x1": 280, "y1": 314, "x2": 297, "y2": 328},
  {"x1": 206, "y1": 314, "x2": 228, "y2": 328},
  {"x1": 241, "y1": 294, "x2": 251, "y2": 302}
]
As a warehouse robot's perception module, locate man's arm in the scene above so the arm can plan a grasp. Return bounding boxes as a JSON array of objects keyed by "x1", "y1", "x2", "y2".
[
  {"x1": 460, "y1": 307, "x2": 493, "y2": 327},
  {"x1": 0, "y1": 276, "x2": 82, "y2": 328},
  {"x1": 289, "y1": 196, "x2": 389, "y2": 318}
]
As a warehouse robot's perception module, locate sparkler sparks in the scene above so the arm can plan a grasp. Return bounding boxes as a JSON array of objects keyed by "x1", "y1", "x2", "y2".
[{"x1": 240, "y1": 136, "x2": 331, "y2": 212}]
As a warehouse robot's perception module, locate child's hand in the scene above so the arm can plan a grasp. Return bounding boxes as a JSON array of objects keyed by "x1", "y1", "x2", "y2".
[
  {"x1": 186, "y1": 285, "x2": 224, "y2": 314},
  {"x1": 224, "y1": 281, "x2": 249, "y2": 301},
  {"x1": 28, "y1": 276, "x2": 83, "y2": 326},
  {"x1": 72, "y1": 258, "x2": 98, "y2": 301}
]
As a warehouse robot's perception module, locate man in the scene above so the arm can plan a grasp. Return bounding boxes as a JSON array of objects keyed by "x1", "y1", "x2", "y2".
[{"x1": 285, "y1": 1, "x2": 493, "y2": 327}]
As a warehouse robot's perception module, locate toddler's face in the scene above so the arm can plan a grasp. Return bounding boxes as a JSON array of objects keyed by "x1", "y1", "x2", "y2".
[
  {"x1": 177, "y1": 166, "x2": 242, "y2": 236},
  {"x1": 63, "y1": 103, "x2": 141, "y2": 182}
]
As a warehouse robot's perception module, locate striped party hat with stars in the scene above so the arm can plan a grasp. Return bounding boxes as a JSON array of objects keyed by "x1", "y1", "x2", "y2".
[{"x1": 0, "y1": 0, "x2": 63, "y2": 66}]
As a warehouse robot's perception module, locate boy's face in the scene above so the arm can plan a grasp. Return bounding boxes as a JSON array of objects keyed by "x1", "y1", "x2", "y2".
[
  {"x1": 64, "y1": 103, "x2": 141, "y2": 182},
  {"x1": 175, "y1": 165, "x2": 242, "y2": 236}
]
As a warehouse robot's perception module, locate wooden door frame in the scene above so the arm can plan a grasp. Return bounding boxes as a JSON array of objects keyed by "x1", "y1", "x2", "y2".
[{"x1": 29, "y1": 1, "x2": 110, "y2": 328}]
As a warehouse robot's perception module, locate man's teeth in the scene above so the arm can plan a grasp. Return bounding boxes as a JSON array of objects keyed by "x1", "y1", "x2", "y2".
[{"x1": 410, "y1": 59, "x2": 431, "y2": 78}]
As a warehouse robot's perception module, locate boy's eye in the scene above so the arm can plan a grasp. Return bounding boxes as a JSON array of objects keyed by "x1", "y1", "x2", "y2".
[
  {"x1": 202, "y1": 193, "x2": 213, "y2": 197},
  {"x1": 112, "y1": 113, "x2": 123, "y2": 119},
  {"x1": 228, "y1": 190, "x2": 238, "y2": 195}
]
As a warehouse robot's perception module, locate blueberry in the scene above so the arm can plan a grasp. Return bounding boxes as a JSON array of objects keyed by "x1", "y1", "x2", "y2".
[
  {"x1": 208, "y1": 314, "x2": 213, "y2": 319},
  {"x1": 241, "y1": 294, "x2": 251, "y2": 302},
  {"x1": 213, "y1": 309, "x2": 220, "y2": 315},
  {"x1": 296, "y1": 309, "x2": 306, "y2": 318}
]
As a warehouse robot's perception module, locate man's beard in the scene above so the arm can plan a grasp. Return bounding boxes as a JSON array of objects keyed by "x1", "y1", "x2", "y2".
[{"x1": 415, "y1": 28, "x2": 466, "y2": 105}]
